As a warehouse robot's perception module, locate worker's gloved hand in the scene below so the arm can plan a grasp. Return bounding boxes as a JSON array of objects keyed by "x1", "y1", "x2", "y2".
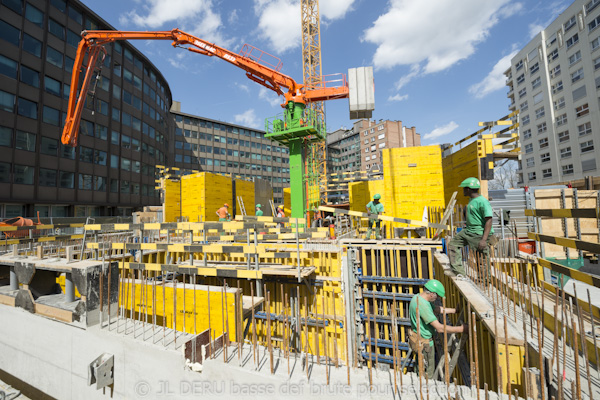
[{"x1": 477, "y1": 239, "x2": 487, "y2": 251}]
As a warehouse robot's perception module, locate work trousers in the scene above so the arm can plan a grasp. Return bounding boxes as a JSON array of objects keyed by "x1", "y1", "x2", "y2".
[
  {"x1": 366, "y1": 219, "x2": 381, "y2": 240},
  {"x1": 416, "y1": 343, "x2": 435, "y2": 379},
  {"x1": 448, "y1": 229, "x2": 490, "y2": 278}
]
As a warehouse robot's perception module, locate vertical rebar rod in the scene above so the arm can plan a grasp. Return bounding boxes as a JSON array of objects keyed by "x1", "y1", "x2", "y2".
[
  {"x1": 322, "y1": 290, "x2": 329, "y2": 385},
  {"x1": 537, "y1": 317, "x2": 546, "y2": 400},
  {"x1": 572, "y1": 319, "x2": 582, "y2": 400}
]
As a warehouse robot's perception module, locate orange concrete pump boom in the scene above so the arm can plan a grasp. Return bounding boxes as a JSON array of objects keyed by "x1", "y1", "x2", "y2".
[{"x1": 61, "y1": 29, "x2": 349, "y2": 147}]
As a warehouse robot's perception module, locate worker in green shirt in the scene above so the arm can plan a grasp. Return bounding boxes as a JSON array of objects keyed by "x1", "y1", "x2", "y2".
[
  {"x1": 365, "y1": 194, "x2": 384, "y2": 240},
  {"x1": 255, "y1": 204, "x2": 263, "y2": 216},
  {"x1": 449, "y1": 177, "x2": 494, "y2": 277},
  {"x1": 408, "y1": 279, "x2": 466, "y2": 379}
]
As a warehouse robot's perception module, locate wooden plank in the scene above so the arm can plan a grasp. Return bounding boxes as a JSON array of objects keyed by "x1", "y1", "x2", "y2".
[{"x1": 34, "y1": 303, "x2": 73, "y2": 323}]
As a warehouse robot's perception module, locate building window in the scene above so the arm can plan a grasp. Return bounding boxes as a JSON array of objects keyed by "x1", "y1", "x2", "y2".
[
  {"x1": 0, "y1": 20, "x2": 20, "y2": 47},
  {"x1": 571, "y1": 67, "x2": 584, "y2": 83},
  {"x1": 44, "y1": 76, "x2": 61, "y2": 96},
  {"x1": 79, "y1": 147, "x2": 94, "y2": 163},
  {"x1": 42, "y1": 106, "x2": 60, "y2": 126},
  {"x1": 588, "y1": 13, "x2": 600, "y2": 32},
  {"x1": 79, "y1": 174, "x2": 92, "y2": 190},
  {"x1": 537, "y1": 122, "x2": 547, "y2": 134},
  {"x1": 542, "y1": 168, "x2": 552, "y2": 178},
  {"x1": 48, "y1": 19, "x2": 65, "y2": 40},
  {"x1": 94, "y1": 176, "x2": 106, "y2": 191},
  {"x1": 518, "y1": 88, "x2": 527, "y2": 98},
  {"x1": 516, "y1": 60, "x2": 523, "y2": 70},
  {"x1": 551, "y1": 80, "x2": 563, "y2": 94},
  {"x1": 553, "y1": 97, "x2": 565, "y2": 110},
  {"x1": 550, "y1": 65, "x2": 561, "y2": 79},
  {"x1": 530, "y1": 62, "x2": 539, "y2": 75},
  {"x1": 40, "y1": 136, "x2": 58, "y2": 156},
  {"x1": 535, "y1": 107, "x2": 545, "y2": 119},
  {"x1": 580, "y1": 140, "x2": 594, "y2": 153},
  {"x1": 566, "y1": 33, "x2": 579, "y2": 49},
  {"x1": 557, "y1": 130, "x2": 570, "y2": 143},
  {"x1": 17, "y1": 98, "x2": 37, "y2": 119},
  {"x1": 377, "y1": 133, "x2": 385, "y2": 139},
  {"x1": 526, "y1": 157, "x2": 535, "y2": 167},
  {"x1": 39, "y1": 168, "x2": 57, "y2": 187},
  {"x1": 547, "y1": 33, "x2": 557, "y2": 47},
  {"x1": 541, "y1": 152, "x2": 551, "y2": 163},
  {"x1": 520, "y1": 101, "x2": 529, "y2": 111},
  {"x1": 522, "y1": 115, "x2": 530, "y2": 125},
  {"x1": 0, "y1": 90, "x2": 15, "y2": 112},
  {"x1": 19, "y1": 65, "x2": 39, "y2": 87},
  {"x1": 547, "y1": 49, "x2": 558, "y2": 62},
  {"x1": 525, "y1": 143, "x2": 533, "y2": 154},
  {"x1": 0, "y1": 55, "x2": 17, "y2": 79},
  {"x1": 578, "y1": 122, "x2": 592, "y2": 136},
  {"x1": 523, "y1": 129, "x2": 532, "y2": 140},
  {"x1": 15, "y1": 130, "x2": 36, "y2": 151},
  {"x1": 539, "y1": 138, "x2": 549, "y2": 149},
  {"x1": 531, "y1": 77, "x2": 541, "y2": 89},
  {"x1": 14, "y1": 165, "x2": 34, "y2": 184},
  {"x1": 555, "y1": 114, "x2": 567, "y2": 127},
  {"x1": 560, "y1": 147, "x2": 572, "y2": 158},
  {"x1": 595, "y1": 56, "x2": 600, "y2": 70},
  {"x1": 528, "y1": 172, "x2": 537, "y2": 180},
  {"x1": 516, "y1": 74, "x2": 525, "y2": 84},
  {"x1": 569, "y1": 51, "x2": 582, "y2": 66},
  {"x1": 575, "y1": 103, "x2": 589, "y2": 117},
  {"x1": 0, "y1": 126, "x2": 12, "y2": 147},
  {"x1": 564, "y1": 15, "x2": 577, "y2": 32},
  {"x1": 59, "y1": 171, "x2": 74, "y2": 188}
]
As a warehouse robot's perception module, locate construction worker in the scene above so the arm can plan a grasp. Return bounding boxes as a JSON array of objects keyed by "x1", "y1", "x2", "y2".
[
  {"x1": 312, "y1": 207, "x2": 322, "y2": 228},
  {"x1": 276, "y1": 205, "x2": 285, "y2": 228},
  {"x1": 408, "y1": 279, "x2": 466, "y2": 379},
  {"x1": 216, "y1": 203, "x2": 230, "y2": 221},
  {"x1": 365, "y1": 194, "x2": 384, "y2": 240},
  {"x1": 448, "y1": 177, "x2": 494, "y2": 278},
  {"x1": 255, "y1": 204, "x2": 263, "y2": 216}
]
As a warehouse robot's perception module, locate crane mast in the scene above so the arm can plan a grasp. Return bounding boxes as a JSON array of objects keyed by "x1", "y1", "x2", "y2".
[{"x1": 301, "y1": 0, "x2": 327, "y2": 216}]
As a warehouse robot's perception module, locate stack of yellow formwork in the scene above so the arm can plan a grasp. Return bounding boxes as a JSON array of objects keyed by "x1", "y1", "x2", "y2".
[
  {"x1": 164, "y1": 179, "x2": 181, "y2": 222},
  {"x1": 235, "y1": 179, "x2": 255, "y2": 217},
  {"x1": 382, "y1": 145, "x2": 446, "y2": 228}
]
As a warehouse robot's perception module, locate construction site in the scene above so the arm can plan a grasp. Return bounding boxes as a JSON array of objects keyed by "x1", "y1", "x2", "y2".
[{"x1": 1, "y1": 1, "x2": 600, "y2": 400}]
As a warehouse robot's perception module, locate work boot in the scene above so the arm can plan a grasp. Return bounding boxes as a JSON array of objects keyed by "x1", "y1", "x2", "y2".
[
  {"x1": 366, "y1": 228, "x2": 372, "y2": 240},
  {"x1": 375, "y1": 228, "x2": 382, "y2": 240}
]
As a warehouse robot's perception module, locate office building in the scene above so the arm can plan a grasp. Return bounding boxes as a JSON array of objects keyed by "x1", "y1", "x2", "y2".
[
  {"x1": 506, "y1": 0, "x2": 599, "y2": 186},
  {"x1": 170, "y1": 102, "x2": 289, "y2": 205}
]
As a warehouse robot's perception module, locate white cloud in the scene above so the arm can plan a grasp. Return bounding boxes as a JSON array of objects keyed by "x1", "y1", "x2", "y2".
[
  {"x1": 469, "y1": 50, "x2": 518, "y2": 99},
  {"x1": 423, "y1": 121, "x2": 459, "y2": 140},
  {"x1": 259, "y1": 87, "x2": 283, "y2": 107},
  {"x1": 395, "y1": 64, "x2": 421, "y2": 90},
  {"x1": 120, "y1": 0, "x2": 232, "y2": 46},
  {"x1": 228, "y1": 9, "x2": 239, "y2": 24},
  {"x1": 388, "y1": 93, "x2": 408, "y2": 102},
  {"x1": 236, "y1": 83, "x2": 250, "y2": 93},
  {"x1": 253, "y1": 0, "x2": 356, "y2": 53},
  {"x1": 364, "y1": 0, "x2": 517, "y2": 74},
  {"x1": 234, "y1": 109, "x2": 261, "y2": 129}
]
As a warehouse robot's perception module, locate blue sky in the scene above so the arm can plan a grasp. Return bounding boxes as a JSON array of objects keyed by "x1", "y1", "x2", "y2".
[{"x1": 81, "y1": 0, "x2": 571, "y2": 145}]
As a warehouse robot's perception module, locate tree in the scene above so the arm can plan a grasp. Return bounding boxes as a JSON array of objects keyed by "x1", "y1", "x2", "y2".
[{"x1": 489, "y1": 160, "x2": 520, "y2": 190}]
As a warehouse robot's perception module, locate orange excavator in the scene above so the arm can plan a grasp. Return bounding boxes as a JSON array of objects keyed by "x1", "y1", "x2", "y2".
[{"x1": 61, "y1": 29, "x2": 373, "y2": 219}]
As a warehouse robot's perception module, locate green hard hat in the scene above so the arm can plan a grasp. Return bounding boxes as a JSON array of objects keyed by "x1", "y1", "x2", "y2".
[
  {"x1": 256, "y1": 204, "x2": 261, "y2": 208},
  {"x1": 459, "y1": 177, "x2": 480, "y2": 189},
  {"x1": 373, "y1": 193, "x2": 381, "y2": 200},
  {"x1": 424, "y1": 279, "x2": 445, "y2": 298}
]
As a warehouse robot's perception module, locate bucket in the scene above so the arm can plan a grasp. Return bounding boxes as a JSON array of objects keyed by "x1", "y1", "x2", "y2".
[{"x1": 518, "y1": 240, "x2": 536, "y2": 254}]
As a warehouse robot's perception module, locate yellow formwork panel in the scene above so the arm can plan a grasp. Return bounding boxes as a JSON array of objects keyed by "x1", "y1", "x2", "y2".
[
  {"x1": 283, "y1": 187, "x2": 291, "y2": 216},
  {"x1": 442, "y1": 140, "x2": 491, "y2": 207},
  {"x1": 164, "y1": 179, "x2": 182, "y2": 222},
  {"x1": 119, "y1": 275, "x2": 240, "y2": 343},
  {"x1": 382, "y1": 146, "x2": 445, "y2": 232}
]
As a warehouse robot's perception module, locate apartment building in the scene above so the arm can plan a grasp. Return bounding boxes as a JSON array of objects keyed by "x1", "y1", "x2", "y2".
[
  {"x1": 506, "y1": 0, "x2": 600, "y2": 186},
  {"x1": 356, "y1": 119, "x2": 420, "y2": 170},
  {"x1": 171, "y1": 102, "x2": 290, "y2": 205},
  {"x1": 326, "y1": 126, "x2": 361, "y2": 174}
]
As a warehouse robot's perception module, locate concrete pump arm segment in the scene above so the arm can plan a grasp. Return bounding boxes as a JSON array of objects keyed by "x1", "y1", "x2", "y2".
[{"x1": 61, "y1": 29, "x2": 349, "y2": 147}]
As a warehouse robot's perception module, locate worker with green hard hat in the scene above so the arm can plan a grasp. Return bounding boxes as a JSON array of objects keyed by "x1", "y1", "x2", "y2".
[
  {"x1": 365, "y1": 193, "x2": 384, "y2": 240},
  {"x1": 448, "y1": 177, "x2": 495, "y2": 279},
  {"x1": 408, "y1": 279, "x2": 467, "y2": 379},
  {"x1": 255, "y1": 204, "x2": 263, "y2": 216}
]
